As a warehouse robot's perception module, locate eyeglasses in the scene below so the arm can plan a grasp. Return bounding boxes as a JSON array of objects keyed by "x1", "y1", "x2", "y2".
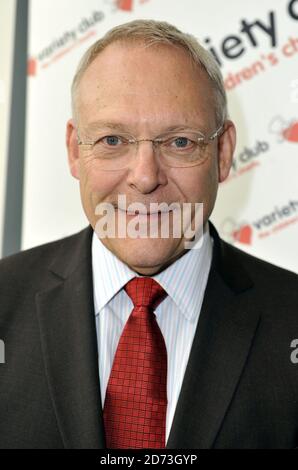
[{"x1": 77, "y1": 124, "x2": 225, "y2": 171}]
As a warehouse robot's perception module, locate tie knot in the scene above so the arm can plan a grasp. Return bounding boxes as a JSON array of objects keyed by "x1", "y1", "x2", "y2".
[{"x1": 124, "y1": 277, "x2": 168, "y2": 310}]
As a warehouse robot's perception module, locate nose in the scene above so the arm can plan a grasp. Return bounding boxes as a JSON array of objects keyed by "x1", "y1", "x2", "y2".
[{"x1": 126, "y1": 140, "x2": 167, "y2": 194}]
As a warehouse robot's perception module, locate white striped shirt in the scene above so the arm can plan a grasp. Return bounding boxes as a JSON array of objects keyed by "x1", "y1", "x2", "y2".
[{"x1": 92, "y1": 223, "x2": 213, "y2": 444}]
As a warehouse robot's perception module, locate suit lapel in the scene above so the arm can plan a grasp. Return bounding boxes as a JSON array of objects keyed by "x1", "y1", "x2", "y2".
[
  {"x1": 35, "y1": 226, "x2": 105, "y2": 449},
  {"x1": 166, "y1": 223, "x2": 260, "y2": 449}
]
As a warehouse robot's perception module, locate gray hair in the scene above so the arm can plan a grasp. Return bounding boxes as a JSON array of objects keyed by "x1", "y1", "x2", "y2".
[{"x1": 71, "y1": 19, "x2": 228, "y2": 125}]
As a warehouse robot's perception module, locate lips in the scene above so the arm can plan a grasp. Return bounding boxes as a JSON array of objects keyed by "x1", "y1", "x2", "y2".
[
  {"x1": 117, "y1": 207, "x2": 172, "y2": 215},
  {"x1": 118, "y1": 209, "x2": 171, "y2": 216}
]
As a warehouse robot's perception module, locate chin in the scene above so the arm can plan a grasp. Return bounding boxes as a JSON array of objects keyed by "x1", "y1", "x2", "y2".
[{"x1": 105, "y1": 236, "x2": 183, "y2": 273}]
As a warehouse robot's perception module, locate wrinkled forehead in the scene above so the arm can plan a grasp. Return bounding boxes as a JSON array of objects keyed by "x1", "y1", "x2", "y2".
[{"x1": 76, "y1": 41, "x2": 217, "y2": 130}]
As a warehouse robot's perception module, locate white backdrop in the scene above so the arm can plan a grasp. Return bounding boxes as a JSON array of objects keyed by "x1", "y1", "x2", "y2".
[{"x1": 23, "y1": 0, "x2": 298, "y2": 272}]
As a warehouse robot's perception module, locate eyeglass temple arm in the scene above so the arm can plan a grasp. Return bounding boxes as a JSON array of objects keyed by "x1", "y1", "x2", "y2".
[{"x1": 209, "y1": 122, "x2": 225, "y2": 141}]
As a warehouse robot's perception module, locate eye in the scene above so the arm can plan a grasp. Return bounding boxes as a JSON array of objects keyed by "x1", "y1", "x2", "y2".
[
  {"x1": 172, "y1": 137, "x2": 191, "y2": 148},
  {"x1": 164, "y1": 135, "x2": 196, "y2": 150},
  {"x1": 101, "y1": 135, "x2": 123, "y2": 146}
]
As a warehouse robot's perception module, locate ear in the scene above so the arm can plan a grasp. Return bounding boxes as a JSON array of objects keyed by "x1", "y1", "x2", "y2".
[
  {"x1": 217, "y1": 119, "x2": 236, "y2": 183},
  {"x1": 66, "y1": 118, "x2": 80, "y2": 180}
]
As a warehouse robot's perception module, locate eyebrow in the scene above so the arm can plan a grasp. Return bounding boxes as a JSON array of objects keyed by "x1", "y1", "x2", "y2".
[
  {"x1": 84, "y1": 120, "x2": 204, "y2": 133},
  {"x1": 86, "y1": 121, "x2": 130, "y2": 131},
  {"x1": 162, "y1": 125, "x2": 203, "y2": 132}
]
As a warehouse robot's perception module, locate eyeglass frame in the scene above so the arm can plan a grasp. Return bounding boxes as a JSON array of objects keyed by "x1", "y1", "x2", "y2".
[{"x1": 76, "y1": 122, "x2": 226, "y2": 166}]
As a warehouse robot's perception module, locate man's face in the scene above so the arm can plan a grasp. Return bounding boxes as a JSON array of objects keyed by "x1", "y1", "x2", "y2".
[{"x1": 66, "y1": 41, "x2": 236, "y2": 275}]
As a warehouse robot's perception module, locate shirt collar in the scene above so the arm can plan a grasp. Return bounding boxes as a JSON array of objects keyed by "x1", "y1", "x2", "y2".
[{"x1": 92, "y1": 222, "x2": 213, "y2": 322}]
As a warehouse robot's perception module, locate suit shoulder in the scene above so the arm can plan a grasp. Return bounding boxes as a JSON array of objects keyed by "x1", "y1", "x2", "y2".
[
  {"x1": 226, "y1": 242, "x2": 298, "y2": 282},
  {"x1": 0, "y1": 227, "x2": 90, "y2": 286},
  {"x1": 221, "y1": 240, "x2": 298, "y2": 310}
]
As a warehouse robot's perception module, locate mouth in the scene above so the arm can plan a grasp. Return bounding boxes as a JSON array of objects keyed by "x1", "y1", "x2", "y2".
[{"x1": 117, "y1": 207, "x2": 173, "y2": 216}]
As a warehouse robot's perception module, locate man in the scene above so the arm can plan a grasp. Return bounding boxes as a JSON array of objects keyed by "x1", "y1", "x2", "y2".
[{"x1": 0, "y1": 19, "x2": 298, "y2": 449}]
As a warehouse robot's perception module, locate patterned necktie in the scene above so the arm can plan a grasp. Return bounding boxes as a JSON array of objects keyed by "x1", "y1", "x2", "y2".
[{"x1": 103, "y1": 276, "x2": 168, "y2": 449}]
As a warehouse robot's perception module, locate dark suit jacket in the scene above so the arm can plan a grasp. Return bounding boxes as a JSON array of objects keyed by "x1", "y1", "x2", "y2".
[{"x1": 0, "y1": 222, "x2": 298, "y2": 449}]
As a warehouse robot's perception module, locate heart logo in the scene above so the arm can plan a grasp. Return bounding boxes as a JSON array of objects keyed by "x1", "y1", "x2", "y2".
[
  {"x1": 282, "y1": 122, "x2": 298, "y2": 143},
  {"x1": 232, "y1": 224, "x2": 253, "y2": 245},
  {"x1": 116, "y1": 0, "x2": 134, "y2": 11},
  {"x1": 27, "y1": 58, "x2": 37, "y2": 76}
]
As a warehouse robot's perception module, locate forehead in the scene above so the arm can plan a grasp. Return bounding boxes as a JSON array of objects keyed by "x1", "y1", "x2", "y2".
[{"x1": 77, "y1": 41, "x2": 216, "y2": 129}]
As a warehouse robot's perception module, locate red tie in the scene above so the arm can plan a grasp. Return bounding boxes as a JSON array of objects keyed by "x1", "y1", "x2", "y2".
[{"x1": 103, "y1": 276, "x2": 168, "y2": 449}]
